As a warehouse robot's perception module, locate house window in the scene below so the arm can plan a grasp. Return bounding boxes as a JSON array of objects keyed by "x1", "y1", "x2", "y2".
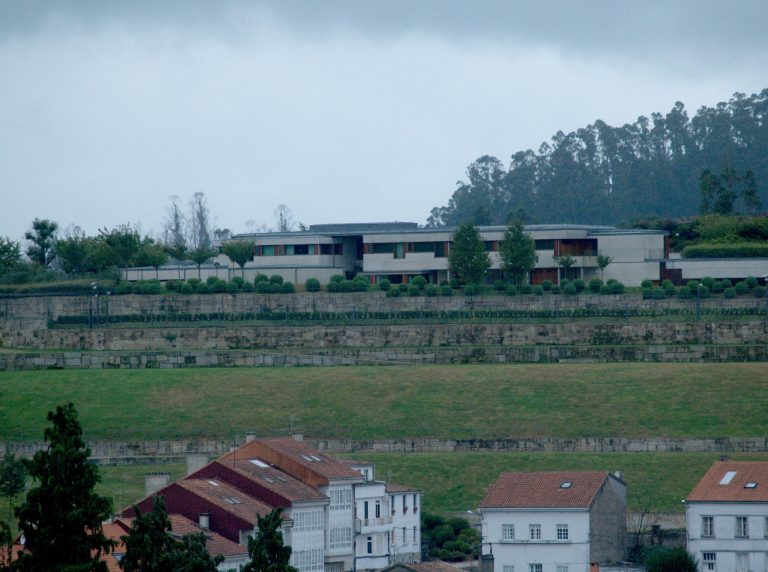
[
  {"x1": 702, "y1": 516, "x2": 714, "y2": 537},
  {"x1": 556, "y1": 524, "x2": 568, "y2": 540},
  {"x1": 765, "y1": 516, "x2": 768, "y2": 538},
  {"x1": 502, "y1": 566, "x2": 514, "y2": 572},
  {"x1": 403, "y1": 495, "x2": 408, "y2": 514},
  {"x1": 413, "y1": 526, "x2": 417, "y2": 542},
  {"x1": 330, "y1": 489, "x2": 352, "y2": 511},
  {"x1": 366, "y1": 537, "x2": 372, "y2": 554},
  {"x1": 364, "y1": 501, "x2": 369, "y2": 519},
  {"x1": 412, "y1": 241, "x2": 435, "y2": 253},
  {"x1": 535, "y1": 239, "x2": 555, "y2": 251},
  {"x1": 502, "y1": 524, "x2": 515, "y2": 541},
  {"x1": 529, "y1": 524, "x2": 541, "y2": 540},
  {"x1": 372, "y1": 243, "x2": 394, "y2": 254},
  {"x1": 334, "y1": 243, "x2": 343, "y2": 255},
  {"x1": 320, "y1": 244, "x2": 333, "y2": 255},
  {"x1": 735, "y1": 552, "x2": 748, "y2": 572},
  {"x1": 736, "y1": 516, "x2": 748, "y2": 538},
  {"x1": 375, "y1": 501, "x2": 381, "y2": 518},
  {"x1": 702, "y1": 552, "x2": 716, "y2": 571},
  {"x1": 262, "y1": 245, "x2": 276, "y2": 256},
  {"x1": 556, "y1": 566, "x2": 568, "y2": 572},
  {"x1": 391, "y1": 529, "x2": 395, "y2": 543},
  {"x1": 528, "y1": 564, "x2": 542, "y2": 572},
  {"x1": 329, "y1": 528, "x2": 352, "y2": 550},
  {"x1": 413, "y1": 494, "x2": 418, "y2": 512}
]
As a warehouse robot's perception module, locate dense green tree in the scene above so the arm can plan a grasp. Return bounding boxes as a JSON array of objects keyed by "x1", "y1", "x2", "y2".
[
  {"x1": 0, "y1": 238, "x2": 21, "y2": 275},
  {"x1": 554, "y1": 255, "x2": 576, "y2": 282},
  {"x1": 15, "y1": 402, "x2": 115, "y2": 572},
  {"x1": 499, "y1": 221, "x2": 537, "y2": 285},
  {"x1": 119, "y1": 496, "x2": 176, "y2": 572},
  {"x1": 448, "y1": 223, "x2": 490, "y2": 285},
  {"x1": 0, "y1": 452, "x2": 26, "y2": 523},
  {"x1": 700, "y1": 167, "x2": 762, "y2": 215},
  {"x1": 99, "y1": 225, "x2": 141, "y2": 269},
  {"x1": 24, "y1": 218, "x2": 58, "y2": 267},
  {"x1": 221, "y1": 241, "x2": 253, "y2": 278},
  {"x1": 644, "y1": 547, "x2": 697, "y2": 572},
  {"x1": 54, "y1": 227, "x2": 96, "y2": 275},
  {"x1": 164, "y1": 533, "x2": 223, "y2": 572},
  {"x1": 188, "y1": 248, "x2": 216, "y2": 279},
  {"x1": 242, "y1": 508, "x2": 296, "y2": 572},
  {"x1": 596, "y1": 253, "x2": 613, "y2": 281},
  {"x1": 134, "y1": 242, "x2": 167, "y2": 280}
]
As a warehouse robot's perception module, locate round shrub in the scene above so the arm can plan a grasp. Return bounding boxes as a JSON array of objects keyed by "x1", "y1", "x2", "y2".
[
  {"x1": 560, "y1": 279, "x2": 570, "y2": 288},
  {"x1": 180, "y1": 283, "x2": 194, "y2": 295},
  {"x1": 305, "y1": 278, "x2": 321, "y2": 292},
  {"x1": 698, "y1": 285, "x2": 711, "y2": 298},
  {"x1": 187, "y1": 277, "x2": 201, "y2": 289},
  {"x1": 425, "y1": 284, "x2": 438, "y2": 297},
  {"x1": 754, "y1": 285, "x2": 767, "y2": 298},
  {"x1": 641, "y1": 279, "x2": 653, "y2": 289},
  {"x1": 353, "y1": 276, "x2": 369, "y2": 292},
  {"x1": 710, "y1": 280, "x2": 724, "y2": 294},
  {"x1": 231, "y1": 276, "x2": 245, "y2": 288},
  {"x1": 563, "y1": 283, "x2": 577, "y2": 296},
  {"x1": 652, "y1": 288, "x2": 665, "y2": 300},
  {"x1": 464, "y1": 284, "x2": 478, "y2": 296},
  {"x1": 378, "y1": 278, "x2": 391, "y2": 291},
  {"x1": 505, "y1": 285, "x2": 518, "y2": 296},
  {"x1": 600, "y1": 284, "x2": 611, "y2": 295},
  {"x1": 339, "y1": 280, "x2": 355, "y2": 293},
  {"x1": 165, "y1": 280, "x2": 181, "y2": 292},
  {"x1": 701, "y1": 277, "x2": 716, "y2": 290},
  {"x1": 254, "y1": 273, "x2": 269, "y2": 284},
  {"x1": 642, "y1": 288, "x2": 653, "y2": 300},
  {"x1": 534, "y1": 285, "x2": 544, "y2": 296},
  {"x1": 226, "y1": 282, "x2": 239, "y2": 293},
  {"x1": 724, "y1": 287, "x2": 736, "y2": 299},
  {"x1": 270, "y1": 283, "x2": 283, "y2": 293},
  {"x1": 326, "y1": 281, "x2": 340, "y2": 293},
  {"x1": 519, "y1": 284, "x2": 532, "y2": 295},
  {"x1": 439, "y1": 280, "x2": 449, "y2": 287},
  {"x1": 606, "y1": 278, "x2": 618, "y2": 286},
  {"x1": 408, "y1": 284, "x2": 421, "y2": 297},
  {"x1": 411, "y1": 276, "x2": 427, "y2": 288},
  {"x1": 440, "y1": 285, "x2": 452, "y2": 296},
  {"x1": 242, "y1": 282, "x2": 254, "y2": 292},
  {"x1": 142, "y1": 281, "x2": 162, "y2": 295},
  {"x1": 281, "y1": 282, "x2": 295, "y2": 293},
  {"x1": 449, "y1": 279, "x2": 461, "y2": 289},
  {"x1": 387, "y1": 287, "x2": 401, "y2": 297},
  {"x1": 677, "y1": 287, "x2": 692, "y2": 299},
  {"x1": 551, "y1": 285, "x2": 561, "y2": 294},
  {"x1": 196, "y1": 283, "x2": 211, "y2": 294},
  {"x1": 542, "y1": 279, "x2": 553, "y2": 291},
  {"x1": 114, "y1": 283, "x2": 132, "y2": 295},
  {"x1": 330, "y1": 274, "x2": 344, "y2": 283},
  {"x1": 398, "y1": 283, "x2": 408, "y2": 292},
  {"x1": 610, "y1": 282, "x2": 625, "y2": 294},
  {"x1": 745, "y1": 276, "x2": 758, "y2": 289},
  {"x1": 493, "y1": 280, "x2": 505, "y2": 291},
  {"x1": 664, "y1": 284, "x2": 676, "y2": 297},
  {"x1": 734, "y1": 281, "x2": 749, "y2": 296},
  {"x1": 269, "y1": 274, "x2": 284, "y2": 285},
  {"x1": 256, "y1": 281, "x2": 272, "y2": 294},
  {"x1": 572, "y1": 278, "x2": 585, "y2": 292},
  {"x1": 213, "y1": 280, "x2": 227, "y2": 293},
  {"x1": 206, "y1": 275, "x2": 219, "y2": 286},
  {"x1": 662, "y1": 279, "x2": 674, "y2": 289}
]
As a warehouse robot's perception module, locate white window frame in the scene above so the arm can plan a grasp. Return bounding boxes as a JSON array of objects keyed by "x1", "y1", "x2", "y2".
[
  {"x1": 556, "y1": 566, "x2": 568, "y2": 572},
  {"x1": 702, "y1": 551, "x2": 716, "y2": 571},
  {"x1": 529, "y1": 524, "x2": 541, "y2": 540},
  {"x1": 502, "y1": 524, "x2": 515, "y2": 541},
  {"x1": 528, "y1": 564, "x2": 542, "y2": 572},
  {"x1": 502, "y1": 566, "x2": 514, "y2": 572},
  {"x1": 735, "y1": 516, "x2": 748, "y2": 538},
  {"x1": 702, "y1": 516, "x2": 714, "y2": 538},
  {"x1": 556, "y1": 524, "x2": 568, "y2": 540}
]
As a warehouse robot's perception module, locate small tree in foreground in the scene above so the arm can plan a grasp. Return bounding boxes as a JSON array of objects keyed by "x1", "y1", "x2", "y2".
[
  {"x1": 0, "y1": 452, "x2": 26, "y2": 523},
  {"x1": 499, "y1": 221, "x2": 536, "y2": 285},
  {"x1": 15, "y1": 402, "x2": 115, "y2": 571},
  {"x1": 242, "y1": 508, "x2": 297, "y2": 572},
  {"x1": 222, "y1": 241, "x2": 254, "y2": 279},
  {"x1": 644, "y1": 547, "x2": 697, "y2": 572},
  {"x1": 596, "y1": 253, "x2": 612, "y2": 281},
  {"x1": 448, "y1": 223, "x2": 490, "y2": 285},
  {"x1": 120, "y1": 495, "x2": 176, "y2": 571}
]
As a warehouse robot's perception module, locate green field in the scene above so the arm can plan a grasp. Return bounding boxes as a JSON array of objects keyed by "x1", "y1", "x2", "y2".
[
  {"x1": 1, "y1": 363, "x2": 766, "y2": 441},
  {"x1": 94, "y1": 452, "x2": 768, "y2": 515}
]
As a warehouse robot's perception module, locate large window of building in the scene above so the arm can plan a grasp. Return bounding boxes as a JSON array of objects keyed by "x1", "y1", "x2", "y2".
[
  {"x1": 529, "y1": 524, "x2": 541, "y2": 540},
  {"x1": 702, "y1": 552, "x2": 716, "y2": 571},
  {"x1": 556, "y1": 524, "x2": 568, "y2": 540},
  {"x1": 736, "y1": 516, "x2": 748, "y2": 538},
  {"x1": 702, "y1": 516, "x2": 714, "y2": 538},
  {"x1": 329, "y1": 527, "x2": 352, "y2": 550},
  {"x1": 330, "y1": 489, "x2": 352, "y2": 511},
  {"x1": 528, "y1": 564, "x2": 542, "y2": 572},
  {"x1": 502, "y1": 524, "x2": 515, "y2": 540},
  {"x1": 371, "y1": 243, "x2": 394, "y2": 254}
]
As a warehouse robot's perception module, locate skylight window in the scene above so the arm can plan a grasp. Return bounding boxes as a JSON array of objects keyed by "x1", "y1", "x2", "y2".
[
  {"x1": 560, "y1": 481, "x2": 572, "y2": 489},
  {"x1": 301, "y1": 455, "x2": 315, "y2": 462},
  {"x1": 310, "y1": 455, "x2": 322, "y2": 461},
  {"x1": 223, "y1": 496, "x2": 242, "y2": 504},
  {"x1": 262, "y1": 476, "x2": 275, "y2": 484},
  {"x1": 275, "y1": 476, "x2": 288, "y2": 483},
  {"x1": 249, "y1": 458, "x2": 269, "y2": 468},
  {"x1": 745, "y1": 482, "x2": 758, "y2": 489},
  {"x1": 208, "y1": 480, "x2": 220, "y2": 487},
  {"x1": 720, "y1": 471, "x2": 737, "y2": 485}
]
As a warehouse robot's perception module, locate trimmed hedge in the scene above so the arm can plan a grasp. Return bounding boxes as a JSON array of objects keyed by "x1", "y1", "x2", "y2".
[{"x1": 682, "y1": 242, "x2": 768, "y2": 258}]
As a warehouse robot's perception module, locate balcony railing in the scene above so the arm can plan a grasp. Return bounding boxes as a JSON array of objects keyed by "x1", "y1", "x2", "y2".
[{"x1": 355, "y1": 517, "x2": 393, "y2": 533}]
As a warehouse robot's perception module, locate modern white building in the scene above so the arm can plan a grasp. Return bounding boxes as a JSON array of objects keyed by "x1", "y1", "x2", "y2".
[
  {"x1": 387, "y1": 483, "x2": 422, "y2": 565},
  {"x1": 478, "y1": 471, "x2": 626, "y2": 572},
  {"x1": 685, "y1": 461, "x2": 768, "y2": 572}
]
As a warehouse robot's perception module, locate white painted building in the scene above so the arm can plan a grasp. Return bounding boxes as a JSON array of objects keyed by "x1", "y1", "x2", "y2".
[
  {"x1": 387, "y1": 484, "x2": 422, "y2": 565},
  {"x1": 685, "y1": 461, "x2": 768, "y2": 572},
  {"x1": 478, "y1": 471, "x2": 626, "y2": 572}
]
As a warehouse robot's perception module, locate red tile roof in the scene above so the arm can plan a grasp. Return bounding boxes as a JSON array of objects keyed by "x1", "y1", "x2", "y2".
[
  {"x1": 479, "y1": 471, "x2": 610, "y2": 509},
  {"x1": 405, "y1": 562, "x2": 465, "y2": 572},
  {"x1": 220, "y1": 458, "x2": 328, "y2": 502},
  {"x1": 386, "y1": 483, "x2": 421, "y2": 494},
  {"x1": 177, "y1": 478, "x2": 274, "y2": 522},
  {"x1": 687, "y1": 461, "x2": 768, "y2": 502}
]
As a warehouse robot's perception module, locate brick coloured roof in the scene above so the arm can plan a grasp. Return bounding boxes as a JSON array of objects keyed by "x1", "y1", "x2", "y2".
[
  {"x1": 479, "y1": 471, "x2": 610, "y2": 509},
  {"x1": 223, "y1": 458, "x2": 329, "y2": 502},
  {"x1": 687, "y1": 461, "x2": 768, "y2": 502},
  {"x1": 241, "y1": 437, "x2": 363, "y2": 480},
  {"x1": 386, "y1": 483, "x2": 421, "y2": 494},
  {"x1": 178, "y1": 478, "x2": 274, "y2": 522}
]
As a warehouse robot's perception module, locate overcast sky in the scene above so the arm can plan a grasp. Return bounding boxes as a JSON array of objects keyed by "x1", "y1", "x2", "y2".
[{"x1": 2, "y1": 1, "x2": 768, "y2": 241}]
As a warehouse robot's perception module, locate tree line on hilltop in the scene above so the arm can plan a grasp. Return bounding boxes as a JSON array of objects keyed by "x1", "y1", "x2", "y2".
[{"x1": 427, "y1": 89, "x2": 768, "y2": 227}]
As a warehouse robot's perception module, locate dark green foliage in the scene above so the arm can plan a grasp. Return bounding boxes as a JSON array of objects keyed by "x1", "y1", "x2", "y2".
[
  {"x1": 165, "y1": 280, "x2": 181, "y2": 292},
  {"x1": 563, "y1": 283, "x2": 577, "y2": 296},
  {"x1": 243, "y1": 282, "x2": 255, "y2": 292},
  {"x1": 599, "y1": 284, "x2": 611, "y2": 295},
  {"x1": 499, "y1": 221, "x2": 537, "y2": 285},
  {"x1": 231, "y1": 276, "x2": 245, "y2": 288},
  {"x1": 551, "y1": 285, "x2": 561, "y2": 294},
  {"x1": 541, "y1": 279, "x2": 553, "y2": 291},
  {"x1": 754, "y1": 285, "x2": 767, "y2": 298},
  {"x1": 745, "y1": 276, "x2": 758, "y2": 289},
  {"x1": 242, "y1": 508, "x2": 296, "y2": 572},
  {"x1": 519, "y1": 284, "x2": 532, "y2": 294},
  {"x1": 408, "y1": 284, "x2": 421, "y2": 297},
  {"x1": 281, "y1": 282, "x2": 295, "y2": 294},
  {"x1": 463, "y1": 284, "x2": 477, "y2": 296},
  {"x1": 493, "y1": 280, "x2": 505, "y2": 291},
  {"x1": 221, "y1": 241, "x2": 253, "y2": 277},
  {"x1": 386, "y1": 287, "x2": 401, "y2": 297},
  {"x1": 254, "y1": 274, "x2": 269, "y2": 284},
  {"x1": 305, "y1": 278, "x2": 321, "y2": 292},
  {"x1": 330, "y1": 275, "x2": 344, "y2": 283},
  {"x1": 398, "y1": 283, "x2": 408, "y2": 292},
  {"x1": 641, "y1": 279, "x2": 653, "y2": 289},
  {"x1": 196, "y1": 283, "x2": 212, "y2": 294},
  {"x1": 534, "y1": 286, "x2": 544, "y2": 296},
  {"x1": 270, "y1": 283, "x2": 283, "y2": 294},
  {"x1": 180, "y1": 283, "x2": 194, "y2": 294},
  {"x1": 378, "y1": 279, "x2": 391, "y2": 291},
  {"x1": 699, "y1": 167, "x2": 761, "y2": 215},
  {"x1": 340, "y1": 280, "x2": 355, "y2": 293},
  {"x1": 677, "y1": 287, "x2": 693, "y2": 299},
  {"x1": 326, "y1": 282, "x2": 340, "y2": 293},
  {"x1": 0, "y1": 237, "x2": 22, "y2": 276},
  {"x1": 187, "y1": 278, "x2": 201, "y2": 289},
  {"x1": 213, "y1": 280, "x2": 227, "y2": 293},
  {"x1": 425, "y1": 284, "x2": 438, "y2": 297},
  {"x1": 610, "y1": 282, "x2": 625, "y2": 294},
  {"x1": 572, "y1": 278, "x2": 585, "y2": 292},
  {"x1": 724, "y1": 287, "x2": 736, "y2": 299},
  {"x1": 227, "y1": 282, "x2": 239, "y2": 293},
  {"x1": 256, "y1": 281, "x2": 272, "y2": 294},
  {"x1": 448, "y1": 223, "x2": 490, "y2": 285},
  {"x1": 0, "y1": 452, "x2": 26, "y2": 522},
  {"x1": 120, "y1": 495, "x2": 176, "y2": 572},
  {"x1": 505, "y1": 285, "x2": 518, "y2": 296},
  {"x1": 421, "y1": 512, "x2": 479, "y2": 563},
  {"x1": 25, "y1": 218, "x2": 58, "y2": 267},
  {"x1": 15, "y1": 402, "x2": 115, "y2": 571},
  {"x1": 411, "y1": 276, "x2": 427, "y2": 288},
  {"x1": 682, "y1": 242, "x2": 768, "y2": 258},
  {"x1": 206, "y1": 276, "x2": 219, "y2": 286},
  {"x1": 664, "y1": 284, "x2": 676, "y2": 297},
  {"x1": 644, "y1": 547, "x2": 697, "y2": 572},
  {"x1": 698, "y1": 285, "x2": 711, "y2": 298},
  {"x1": 269, "y1": 275, "x2": 284, "y2": 286},
  {"x1": 440, "y1": 285, "x2": 452, "y2": 296},
  {"x1": 428, "y1": 91, "x2": 768, "y2": 226},
  {"x1": 164, "y1": 532, "x2": 224, "y2": 572},
  {"x1": 352, "y1": 276, "x2": 369, "y2": 292},
  {"x1": 642, "y1": 288, "x2": 653, "y2": 300}
]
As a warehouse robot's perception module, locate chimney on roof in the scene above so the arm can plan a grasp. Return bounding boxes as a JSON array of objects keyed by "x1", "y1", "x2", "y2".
[
  {"x1": 145, "y1": 472, "x2": 171, "y2": 497},
  {"x1": 613, "y1": 469, "x2": 624, "y2": 481},
  {"x1": 198, "y1": 513, "x2": 210, "y2": 530},
  {"x1": 186, "y1": 454, "x2": 209, "y2": 476},
  {"x1": 720, "y1": 455, "x2": 729, "y2": 462},
  {"x1": 245, "y1": 432, "x2": 257, "y2": 443}
]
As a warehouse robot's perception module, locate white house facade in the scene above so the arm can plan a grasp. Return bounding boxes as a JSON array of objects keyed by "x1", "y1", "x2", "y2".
[
  {"x1": 685, "y1": 461, "x2": 768, "y2": 572},
  {"x1": 478, "y1": 471, "x2": 626, "y2": 572}
]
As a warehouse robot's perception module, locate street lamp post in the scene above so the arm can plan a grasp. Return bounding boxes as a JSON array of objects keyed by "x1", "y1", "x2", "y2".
[{"x1": 696, "y1": 283, "x2": 702, "y2": 321}]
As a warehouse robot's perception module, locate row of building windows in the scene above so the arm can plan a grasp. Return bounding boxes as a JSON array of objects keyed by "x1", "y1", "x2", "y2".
[
  {"x1": 502, "y1": 523, "x2": 569, "y2": 541},
  {"x1": 391, "y1": 493, "x2": 418, "y2": 515},
  {"x1": 391, "y1": 526, "x2": 418, "y2": 544},
  {"x1": 293, "y1": 509, "x2": 324, "y2": 533},
  {"x1": 256, "y1": 244, "x2": 344, "y2": 256},
  {"x1": 291, "y1": 548, "x2": 324, "y2": 572},
  {"x1": 701, "y1": 515, "x2": 768, "y2": 538},
  {"x1": 330, "y1": 488, "x2": 353, "y2": 511},
  {"x1": 329, "y1": 527, "x2": 353, "y2": 549},
  {"x1": 502, "y1": 565, "x2": 569, "y2": 572}
]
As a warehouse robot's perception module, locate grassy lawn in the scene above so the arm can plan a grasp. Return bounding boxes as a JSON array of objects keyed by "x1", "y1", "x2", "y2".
[
  {"x1": 1, "y1": 363, "x2": 767, "y2": 441},
  {"x1": 90, "y1": 452, "x2": 768, "y2": 516}
]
